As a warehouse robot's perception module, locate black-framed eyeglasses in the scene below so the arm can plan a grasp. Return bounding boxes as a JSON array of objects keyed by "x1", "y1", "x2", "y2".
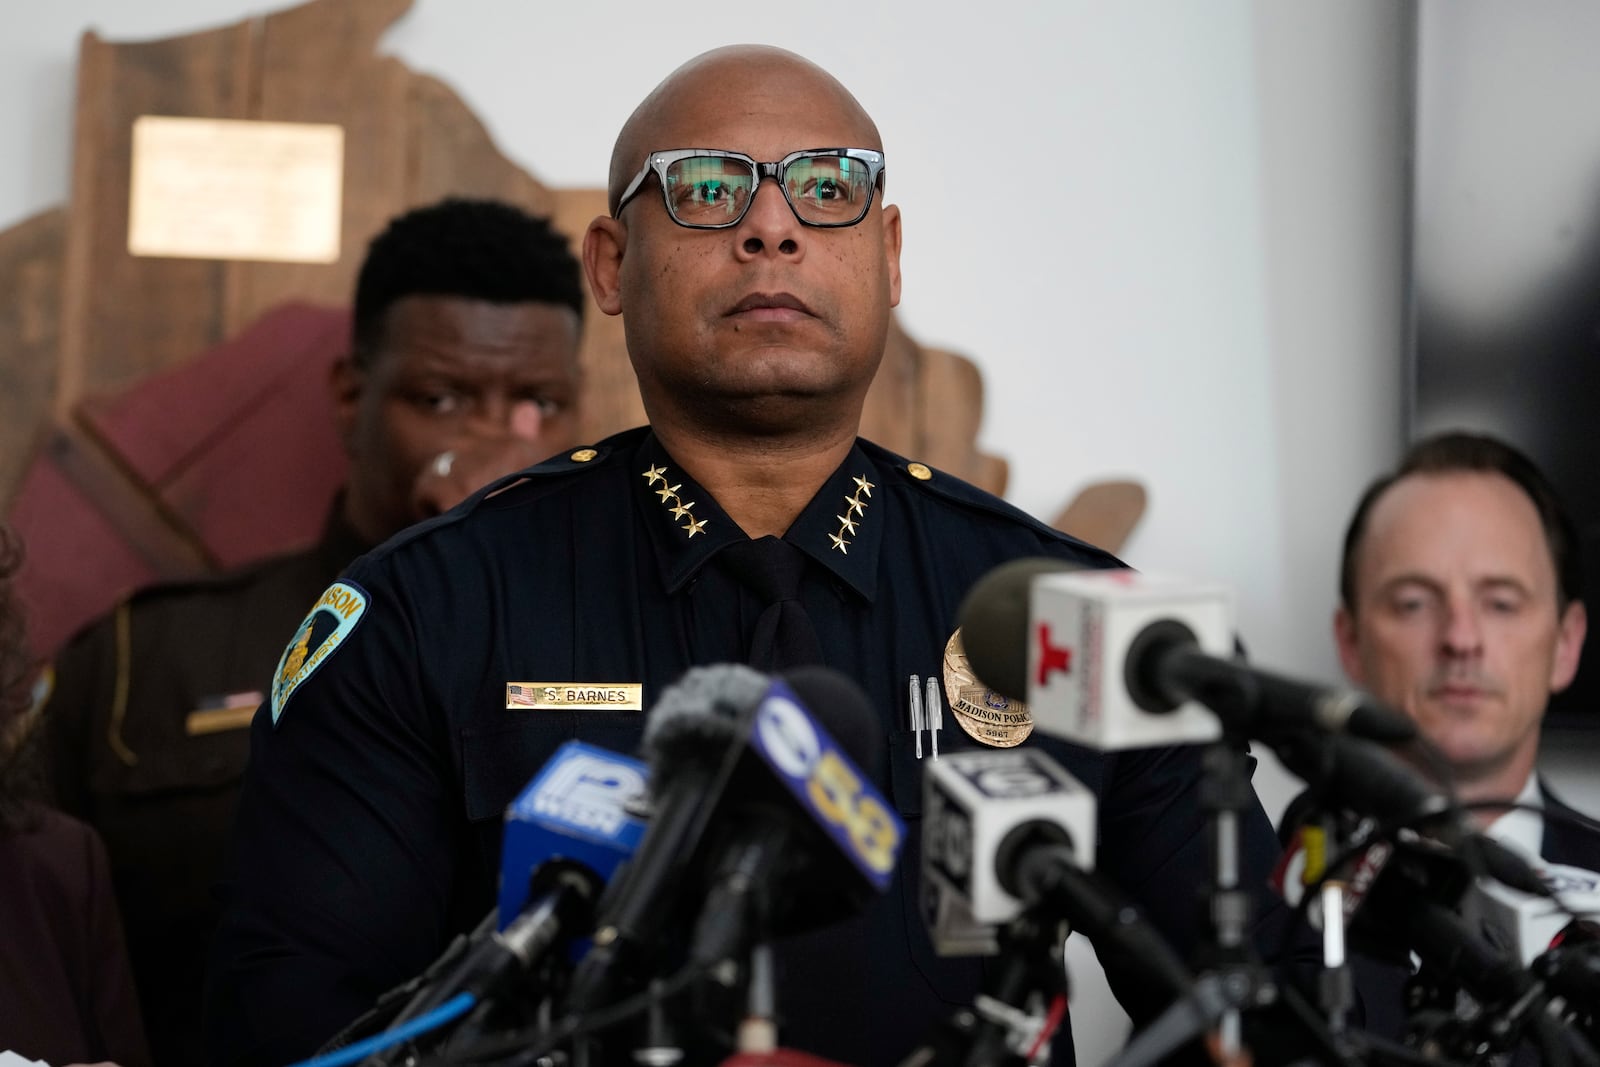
[{"x1": 613, "y1": 148, "x2": 886, "y2": 229}]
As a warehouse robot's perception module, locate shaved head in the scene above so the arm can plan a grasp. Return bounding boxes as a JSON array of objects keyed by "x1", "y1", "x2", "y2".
[
  {"x1": 583, "y1": 44, "x2": 902, "y2": 451},
  {"x1": 607, "y1": 45, "x2": 884, "y2": 215}
]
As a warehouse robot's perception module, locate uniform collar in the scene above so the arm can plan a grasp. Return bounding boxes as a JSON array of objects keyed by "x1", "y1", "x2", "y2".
[{"x1": 633, "y1": 432, "x2": 883, "y2": 602}]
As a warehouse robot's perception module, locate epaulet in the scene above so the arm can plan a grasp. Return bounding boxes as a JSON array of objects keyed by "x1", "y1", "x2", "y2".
[
  {"x1": 862, "y1": 439, "x2": 1124, "y2": 568},
  {"x1": 476, "y1": 442, "x2": 615, "y2": 504},
  {"x1": 360, "y1": 440, "x2": 624, "y2": 563},
  {"x1": 858, "y1": 438, "x2": 999, "y2": 509},
  {"x1": 878, "y1": 449, "x2": 1028, "y2": 521}
]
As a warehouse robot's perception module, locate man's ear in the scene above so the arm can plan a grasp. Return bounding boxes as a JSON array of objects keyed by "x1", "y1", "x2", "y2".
[
  {"x1": 1550, "y1": 599, "x2": 1588, "y2": 693},
  {"x1": 329, "y1": 355, "x2": 364, "y2": 455},
  {"x1": 1334, "y1": 604, "x2": 1366, "y2": 684},
  {"x1": 583, "y1": 216, "x2": 627, "y2": 318},
  {"x1": 881, "y1": 203, "x2": 903, "y2": 309}
]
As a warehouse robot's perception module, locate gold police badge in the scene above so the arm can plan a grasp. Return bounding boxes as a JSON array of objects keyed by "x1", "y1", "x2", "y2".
[{"x1": 942, "y1": 628, "x2": 1033, "y2": 747}]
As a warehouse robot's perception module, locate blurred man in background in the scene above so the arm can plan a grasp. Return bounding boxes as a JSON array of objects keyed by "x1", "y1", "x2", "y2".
[
  {"x1": 1335, "y1": 430, "x2": 1595, "y2": 858},
  {"x1": 44, "y1": 196, "x2": 586, "y2": 1067},
  {"x1": 1329, "y1": 430, "x2": 1599, "y2": 1047}
]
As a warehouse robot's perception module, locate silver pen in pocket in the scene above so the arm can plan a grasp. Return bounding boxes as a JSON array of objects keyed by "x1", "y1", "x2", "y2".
[{"x1": 908, "y1": 673, "x2": 925, "y2": 759}]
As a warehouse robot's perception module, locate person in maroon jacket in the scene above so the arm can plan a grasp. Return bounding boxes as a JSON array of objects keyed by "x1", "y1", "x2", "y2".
[{"x1": 0, "y1": 522, "x2": 149, "y2": 1067}]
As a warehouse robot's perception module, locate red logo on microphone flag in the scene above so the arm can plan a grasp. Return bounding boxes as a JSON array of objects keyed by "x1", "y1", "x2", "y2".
[{"x1": 1035, "y1": 623, "x2": 1073, "y2": 686}]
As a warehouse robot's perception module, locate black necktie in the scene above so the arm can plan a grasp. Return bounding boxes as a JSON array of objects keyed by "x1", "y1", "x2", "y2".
[{"x1": 718, "y1": 536, "x2": 824, "y2": 670}]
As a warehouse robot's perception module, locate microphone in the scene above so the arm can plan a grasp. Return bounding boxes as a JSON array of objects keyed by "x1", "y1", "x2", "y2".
[
  {"x1": 1467, "y1": 863, "x2": 1600, "y2": 1046},
  {"x1": 1271, "y1": 732, "x2": 1450, "y2": 831},
  {"x1": 1270, "y1": 751, "x2": 1554, "y2": 984},
  {"x1": 566, "y1": 664, "x2": 770, "y2": 1012},
  {"x1": 360, "y1": 741, "x2": 649, "y2": 1063},
  {"x1": 498, "y1": 740, "x2": 649, "y2": 928},
  {"x1": 1406, "y1": 894, "x2": 1531, "y2": 1007},
  {"x1": 686, "y1": 666, "x2": 901, "y2": 976},
  {"x1": 1535, "y1": 919, "x2": 1600, "y2": 1032},
  {"x1": 1462, "y1": 861, "x2": 1600, "y2": 965},
  {"x1": 918, "y1": 749, "x2": 1206, "y2": 1067},
  {"x1": 957, "y1": 559, "x2": 1417, "y2": 749},
  {"x1": 569, "y1": 664, "x2": 904, "y2": 1017},
  {"x1": 924, "y1": 749, "x2": 1195, "y2": 997},
  {"x1": 922, "y1": 747, "x2": 1095, "y2": 931},
  {"x1": 1271, "y1": 734, "x2": 1555, "y2": 911}
]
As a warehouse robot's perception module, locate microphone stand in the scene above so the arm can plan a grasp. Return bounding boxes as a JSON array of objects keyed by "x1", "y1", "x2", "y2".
[
  {"x1": 1172, "y1": 658, "x2": 1383, "y2": 1066},
  {"x1": 1110, "y1": 739, "x2": 1365, "y2": 1067},
  {"x1": 1097, "y1": 743, "x2": 1281, "y2": 1067},
  {"x1": 1197, "y1": 742, "x2": 1276, "y2": 1059},
  {"x1": 735, "y1": 943, "x2": 778, "y2": 1055},
  {"x1": 1303, "y1": 810, "x2": 1355, "y2": 1036},
  {"x1": 897, "y1": 908, "x2": 1069, "y2": 1067},
  {"x1": 965, "y1": 909, "x2": 1070, "y2": 1067}
]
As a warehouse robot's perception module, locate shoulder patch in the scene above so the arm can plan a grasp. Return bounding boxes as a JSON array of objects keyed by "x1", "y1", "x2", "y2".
[{"x1": 270, "y1": 581, "x2": 368, "y2": 728}]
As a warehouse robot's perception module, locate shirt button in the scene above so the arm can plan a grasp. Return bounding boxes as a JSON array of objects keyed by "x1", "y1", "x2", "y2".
[
  {"x1": 570, "y1": 448, "x2": 598, "y2": 462},
  {"x1": 907, "y1": 463, "x2": 932, "y2": 481}
]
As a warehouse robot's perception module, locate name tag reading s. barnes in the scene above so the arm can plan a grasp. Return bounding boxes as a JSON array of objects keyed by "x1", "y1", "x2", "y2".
[{"x1": 506, "y1": 683, "x2": 643, "y2": 711}]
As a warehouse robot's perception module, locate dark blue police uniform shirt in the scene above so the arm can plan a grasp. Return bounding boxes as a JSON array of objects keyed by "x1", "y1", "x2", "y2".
[{"x1": 207, "y1": 427, "x2": 1290, "y2": 1066}]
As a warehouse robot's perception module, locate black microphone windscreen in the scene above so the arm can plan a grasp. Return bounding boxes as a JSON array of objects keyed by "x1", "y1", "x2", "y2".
[
  {"x1": 1463, "y1": 833, "x2": 1555, "y2": 898},
  {"x1": 957, "y1": 557, "x2": 1087, "y2": 702},
  {"x1": 781, "y1": 665, "x2": 883, "y2": 772},
  {"x1": 1273, "y1": 732, "x2": 1446, "y2": 827},
  {"x1": 642, "y1": 663, "x2": 767, "y2": 792}
]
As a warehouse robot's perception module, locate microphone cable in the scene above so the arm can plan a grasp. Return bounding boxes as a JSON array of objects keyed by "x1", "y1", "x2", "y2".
[
  {"x1": 313, "y1": 908, "x2": 498, "y2": 1055},
  {"x1": 288, "y1": 993, "x2": 477, "y2": 1067},
  {"x1": 419, "y1": 959, "x2": 709, "y2": 1067}
]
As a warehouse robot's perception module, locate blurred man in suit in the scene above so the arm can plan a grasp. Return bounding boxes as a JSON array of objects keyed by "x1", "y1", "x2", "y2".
[
  {"x1": 1326, "y1": 430, "x2": 1599, "y2": 1051},
  {"x1": 1335, "y1": 430, "x2": 1595, "y2": 861}
]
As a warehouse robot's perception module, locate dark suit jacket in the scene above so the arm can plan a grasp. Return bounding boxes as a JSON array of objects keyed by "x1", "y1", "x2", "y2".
[{"x1": 1540, "y1": 778, "x2": 1600, "y2": 871}]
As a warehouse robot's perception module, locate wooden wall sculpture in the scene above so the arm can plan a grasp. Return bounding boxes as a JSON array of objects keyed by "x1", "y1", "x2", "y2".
[{"x1": 0, "y1": 0, "x2": 1008, "y2": 662}]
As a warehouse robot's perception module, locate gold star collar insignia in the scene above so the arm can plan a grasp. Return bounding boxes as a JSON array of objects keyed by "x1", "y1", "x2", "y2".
[
  {"x1": 828, "y1": 474, "x2": 875, "y2": 554},
  {"x1": 641, "y1": 463, "x2": 707, "y2": 540}
]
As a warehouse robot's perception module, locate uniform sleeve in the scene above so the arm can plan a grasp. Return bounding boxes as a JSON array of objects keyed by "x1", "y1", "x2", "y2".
[{"x1": 204, "y1": 559, "x2": 459, "y2": 1067}]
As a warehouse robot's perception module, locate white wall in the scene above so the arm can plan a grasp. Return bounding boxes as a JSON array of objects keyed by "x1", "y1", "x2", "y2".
[
  {"x1": 0, "y1": 0, "x2": 1412, "y2": 711},
  {"x1": 0, "y1": 2, "x2": 1418, "y2": 1063}
]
